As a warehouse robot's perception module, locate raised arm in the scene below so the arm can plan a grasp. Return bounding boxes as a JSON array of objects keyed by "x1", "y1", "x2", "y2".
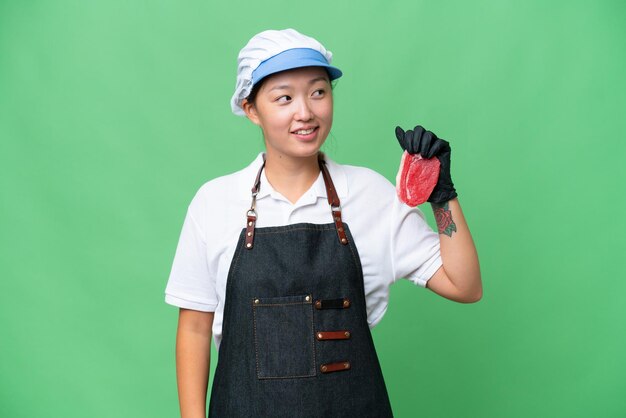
[
  {"x1": 176, "y1": 308, "x2": 214, "y2": 418},
  {"x1": 427, "y1": 198, "x2": 481, "y2": 302},
  {"x1": 395, "y1": 125, "x2": 482, "y2": 303}
]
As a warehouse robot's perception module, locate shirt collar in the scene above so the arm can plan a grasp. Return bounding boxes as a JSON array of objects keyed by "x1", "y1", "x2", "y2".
[{"x1": 237, "y1": 151, "x2": 348, "y2": 202}]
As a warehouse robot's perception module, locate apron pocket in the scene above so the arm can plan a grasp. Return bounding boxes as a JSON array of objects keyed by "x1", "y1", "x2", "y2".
[{"x1": 252, "y1": 294, "x2": 315, "y2": 379}]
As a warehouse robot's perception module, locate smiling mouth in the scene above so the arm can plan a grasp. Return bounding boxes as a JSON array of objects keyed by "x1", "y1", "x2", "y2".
[{"x1": 292, "y1": 127, "x2": 318, "y2": 135}]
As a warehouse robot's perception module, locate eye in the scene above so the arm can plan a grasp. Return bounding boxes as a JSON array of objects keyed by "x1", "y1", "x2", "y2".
[
  {"x1": 276, "y1": 95, "x2": 291, "y2": 103},
  {"x1": 312, "y1": 89, "x2": 325, "y2": 97}
]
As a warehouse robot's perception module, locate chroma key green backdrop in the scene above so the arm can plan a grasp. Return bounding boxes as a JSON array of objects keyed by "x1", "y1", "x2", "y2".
[{"x1": 1, "y1": 1, "x2": 625, "y2": 417}]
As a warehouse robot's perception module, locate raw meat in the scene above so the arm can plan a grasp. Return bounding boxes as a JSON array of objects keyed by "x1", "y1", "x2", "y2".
[{"x1": 395, "y1": 151, "x2": 440, "y2": 207}]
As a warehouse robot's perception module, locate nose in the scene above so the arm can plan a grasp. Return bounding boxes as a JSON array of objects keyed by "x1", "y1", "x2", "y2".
[{"x1": 294, "y1": 97, "x2": 313, "y2": 121}]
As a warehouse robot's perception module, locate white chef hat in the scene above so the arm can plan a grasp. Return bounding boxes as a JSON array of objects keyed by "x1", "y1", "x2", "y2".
[{"x1": 230, "y1": 28, "x2": 343, "y2": 116}]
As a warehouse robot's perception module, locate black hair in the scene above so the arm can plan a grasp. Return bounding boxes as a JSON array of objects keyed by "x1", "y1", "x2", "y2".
[{"x1": 245, "y1": 68, "x2": 337, "y2": 108}]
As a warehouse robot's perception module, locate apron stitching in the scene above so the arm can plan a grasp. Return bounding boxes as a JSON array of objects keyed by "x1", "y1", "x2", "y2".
[
  {"x1": 253, "y1": 301, "x2": 313, "y2": 307},
  {"x1": 345, "y1": 233, "x2": 371, "y2": 323},
  {"x1": 220, "y1": 232, "x2": 246, "y2": 346},
  {"x1": 346, "y1": 241, "x2": 361, "y2": 278},
  {"x1": 230, "y1": 232, "x2": 247, "y2": 278},
  {"x1": 310, "y1": 300, "x2": 317, "y2": 378},
  {"x1": 255, "y1": 226, "x2": 336, "y2": 235},
  {"x1": 252, "y1": 302, "x2": 260, "y2": 378},
  {"x1": 252, "y1": 298, "x2": 317, "y2": 380},
  {"x1": 255, "y1": 374, "x2": 316, "y2": 380}
]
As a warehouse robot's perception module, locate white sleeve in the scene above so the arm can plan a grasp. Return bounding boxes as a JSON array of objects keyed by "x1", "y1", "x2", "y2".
[
  {"x1": 164, "y1": 198, "x2": 218, "y2": 312},
  {"x1": 389, "y1": 197, "x2": 442, "y2": 287}
]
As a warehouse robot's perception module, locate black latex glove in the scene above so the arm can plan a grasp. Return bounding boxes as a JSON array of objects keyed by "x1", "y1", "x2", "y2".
[{"x1": 395, "y1": 124, "x2": 458, "y2": 204}]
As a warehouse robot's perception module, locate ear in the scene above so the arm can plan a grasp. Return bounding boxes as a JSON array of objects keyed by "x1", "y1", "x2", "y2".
[{"x1": 242, "y1": 98, "x2": 261, "y2": 126}]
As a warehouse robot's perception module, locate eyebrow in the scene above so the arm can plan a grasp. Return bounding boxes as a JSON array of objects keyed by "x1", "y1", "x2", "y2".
[{"x1": 268, "y1": 76, "x2": 329, "y2": 92}]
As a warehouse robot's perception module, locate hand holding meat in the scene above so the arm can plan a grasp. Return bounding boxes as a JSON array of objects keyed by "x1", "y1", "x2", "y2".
[{"x1": 394, "y1": 125, "x2": 458, "y2": 205}]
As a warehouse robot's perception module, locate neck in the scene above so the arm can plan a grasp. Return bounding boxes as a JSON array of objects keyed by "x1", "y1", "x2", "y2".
[{"x1": 263, "y1": 150, "x2": 321, "y2": 204}]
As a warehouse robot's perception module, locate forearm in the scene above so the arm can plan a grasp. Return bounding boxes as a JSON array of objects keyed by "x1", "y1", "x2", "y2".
[
  {"x1": 176, "y1": 310, "x2": 214, "y2": 418},
  {"x1": 430, "y1": 198, "x2": 482, "y2": 301}
]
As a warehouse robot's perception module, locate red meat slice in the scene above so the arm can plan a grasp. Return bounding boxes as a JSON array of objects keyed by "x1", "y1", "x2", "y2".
[{"x1": 395, "y1": 151, "x2": 440, "y2": 207}]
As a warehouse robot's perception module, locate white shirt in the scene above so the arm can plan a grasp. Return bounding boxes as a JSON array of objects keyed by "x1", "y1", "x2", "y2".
[{"x1": 165, "y1": 152, "x2": 442, "y2": 349}]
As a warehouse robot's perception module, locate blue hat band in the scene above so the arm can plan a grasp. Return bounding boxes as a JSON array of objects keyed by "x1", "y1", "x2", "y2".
[{"x1": 251, "y1": 48, "x2": 343, "y2": 86}]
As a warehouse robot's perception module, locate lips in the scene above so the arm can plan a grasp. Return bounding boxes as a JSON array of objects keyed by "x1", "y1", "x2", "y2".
[
  {"x1": 291, "y1": 126, "x2": 318, "y2": 135},
  {"x1": 290, "y1": 126, "x2": 319, "y2": 141}
]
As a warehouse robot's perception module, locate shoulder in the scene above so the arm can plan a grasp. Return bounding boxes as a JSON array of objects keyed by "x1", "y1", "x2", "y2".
[
  {"x1": 193, "y1": 170, "x2": 239, "y2": 202},
  {"x1": 344, "y1": 164, "x2": 393, "y2": 188},
  {"x1": 190, "y1": 153, "x2": 264, "y2": 207},
  {"x1": 185, "y1": 153, "x2": 264, "y2": 227},
  {"x1": 326, "y1": 157, "x2": 395, "y2": 200}
]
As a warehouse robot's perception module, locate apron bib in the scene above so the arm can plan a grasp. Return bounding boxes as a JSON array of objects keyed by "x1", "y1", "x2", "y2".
[{"x1": 209, "y1": 154, "x2": 393, "y2": 417}]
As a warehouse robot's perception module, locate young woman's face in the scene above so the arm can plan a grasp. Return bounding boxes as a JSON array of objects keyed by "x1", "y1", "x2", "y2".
[{"x1": 243, "y1": 66, "x2": 333, "y2": 160}]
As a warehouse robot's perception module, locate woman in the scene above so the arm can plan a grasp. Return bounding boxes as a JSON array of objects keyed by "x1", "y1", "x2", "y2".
[{"x1": 165, "y1": 28, "x2": 481, "y2": 418}]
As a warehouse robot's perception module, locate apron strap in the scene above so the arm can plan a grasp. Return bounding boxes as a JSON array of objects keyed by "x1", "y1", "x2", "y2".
[
  {"x1": 244, "y1": 156, "x2": 266, "y2": 249},
  {"x1": 245, "y1": 153, "x2": 348, "y2": 250},
  {"x1": 318, "y1": 155, "x2": 348, "y2": 245}
]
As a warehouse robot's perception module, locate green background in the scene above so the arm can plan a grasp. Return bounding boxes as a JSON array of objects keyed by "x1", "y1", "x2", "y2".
[{"x1": 1, "y1": 1, "x2": 625, "y2": 417}]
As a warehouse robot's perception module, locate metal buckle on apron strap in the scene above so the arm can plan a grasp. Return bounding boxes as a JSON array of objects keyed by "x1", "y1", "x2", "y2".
[
  {"x1": 245, "y1": 157, "x2": 265, "y2": 250},
  {"x1": 330, "y1": 204, "x2": 348, "y2": 245},
  {"x1": 319, "y1": 156, "x2": 349, "y2": 246},
  {"x1": 245, "y1": 206, "x2": 258, "y2": 249}
]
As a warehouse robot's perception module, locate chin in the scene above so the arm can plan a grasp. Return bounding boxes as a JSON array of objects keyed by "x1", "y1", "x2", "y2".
[
  {"x1": 274, "y1": 144, "x2": 327, "y2": 160},
  {"x1": 295, "y1": 142, "x2": 326, "y2": 158}
]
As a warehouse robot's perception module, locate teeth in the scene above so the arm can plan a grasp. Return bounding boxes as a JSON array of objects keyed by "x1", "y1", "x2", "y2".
[{"x1": 294, "y1": 128, "x2": 315, "y2": 135}]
